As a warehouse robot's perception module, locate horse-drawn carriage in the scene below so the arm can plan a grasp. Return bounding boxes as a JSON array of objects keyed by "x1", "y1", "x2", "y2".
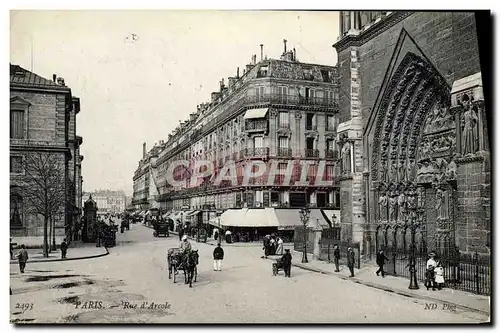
[
  {"x1": 167, "y1": 248, "x2": 199, "y2": 287},
  {"x1": 197, "y1": 229, "x2": 208, "y2": 243},
  {"x1": 153, "y1": 221, "x2": 170, "y2": 237}
]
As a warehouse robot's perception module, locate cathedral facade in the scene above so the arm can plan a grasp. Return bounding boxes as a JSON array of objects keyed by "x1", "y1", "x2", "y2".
[{"x1": 333, "y1": 11, "x2": 490, "y2": 259}]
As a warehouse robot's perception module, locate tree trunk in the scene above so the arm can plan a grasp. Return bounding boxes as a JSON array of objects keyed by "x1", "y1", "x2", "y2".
[
  {"x1": 48, "y1": 216, "x2": 52, "y2": 253},
  {"x1": 43, "y1": 216, "x2": 49, "y2": 257}
]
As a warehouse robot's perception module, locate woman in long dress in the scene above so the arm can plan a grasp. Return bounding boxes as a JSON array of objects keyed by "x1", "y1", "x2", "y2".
[
  {"x1": 434, "y1": 261, "x2": 445, "y2": 290},
  {"x1": 276, "y1": 237, "x2": 284, "y2": 255}
]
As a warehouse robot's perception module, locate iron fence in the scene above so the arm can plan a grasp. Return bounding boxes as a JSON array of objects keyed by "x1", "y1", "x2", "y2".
[
  {"x1": 318, "y1": 240, "x2": 361, "y2": 269},
  {"x1": 383, "y1": 246, "x2": 491, "y2": 295}
]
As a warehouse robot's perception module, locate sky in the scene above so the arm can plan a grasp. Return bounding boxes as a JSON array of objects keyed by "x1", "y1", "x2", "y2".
[{"x1": 10, "y1": 10, "x2": 340, "y2": 196}]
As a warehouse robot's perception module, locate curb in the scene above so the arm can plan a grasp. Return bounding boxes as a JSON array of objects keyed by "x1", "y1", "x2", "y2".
[
  {"x1": 9, "y1": 247, "x2": 110, "y2": 264},
  {"x1": 264, "y1": 256, "x2": 489, "y2": 316}
]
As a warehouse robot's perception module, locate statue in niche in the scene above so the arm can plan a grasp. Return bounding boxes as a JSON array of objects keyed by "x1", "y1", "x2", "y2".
[
  {"x1": 446, "y1": 158, "x2": 457, "y2": 180},
  {"x1": 342, "y1": 142, "x2": 351, "y2": 173},
  {"x1": 435, "y1": 188, "x2": 448, "y2": 220},
  {"x1": 398, "y1": 159, "x2": 406, "y2": 182},
  {"x1": 398, "y1": 189, "x2": 407, "y2": 223},
  {"x1": 436, "y1": 158, "x2": 448, "y2": 182},
  {"x1": 419, "y1": 138, "x2": 431, "y2": 160},
  {"x1": 389, "y1": 160, "x2": 398, "y2": 181},
  {"x1": 407, "y1": 159, "x2": 416, "y2": 181},
  {"x1": 378, "y1": 192, "x2": 388, "y2": 221},
  {"x1": 462, "y1": 95, "x2": 479, "y2": 155},
  {"x1": 388, "y1": 187, "x2": 398, "y2": 223}
]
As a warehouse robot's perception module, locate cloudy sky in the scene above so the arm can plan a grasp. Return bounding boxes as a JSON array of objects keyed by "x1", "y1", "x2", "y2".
[{"x1": 10, "y1": 10, "x2": 340, "y2": 195}]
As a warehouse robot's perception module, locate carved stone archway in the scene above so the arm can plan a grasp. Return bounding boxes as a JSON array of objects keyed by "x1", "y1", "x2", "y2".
[{"x1": 369, "y1": 52, "x2": 456, "y2": 254}]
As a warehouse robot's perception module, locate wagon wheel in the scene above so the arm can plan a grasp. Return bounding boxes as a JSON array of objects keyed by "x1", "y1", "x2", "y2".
[
  {"x1": 194, "y1": 266, "x2": 198, "y2": 282},
  {"x1": 272, "y1": 263, "x2": 277, "y2": 276}
]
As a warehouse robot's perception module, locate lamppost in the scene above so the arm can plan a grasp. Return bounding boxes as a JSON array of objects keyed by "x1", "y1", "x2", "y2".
[
  {"x1": 407, "y1": 183, "x2": 419, "y2": 290},
  {"x1": 299, "y1": 206, "x2": 311, "y2": 263},
  {"x1": 328, "y1": 214, "x2": 338, "y2": 262},
  {"x1": 216, "y1": 210, "x2": 223, "y2": 244}
]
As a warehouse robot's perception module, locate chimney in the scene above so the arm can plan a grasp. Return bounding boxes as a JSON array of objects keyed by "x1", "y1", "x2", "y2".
[
  {"x1": 260, "y1": 44, "x2": 264, "y2": 61},
  {"x1": 228, "y1": 77, "x2": 237, "y2": 89},
  {"x1": 56, "y1": 77, "x2": 65, "y2": 86},
  {"x1": 52, "y1": 74, "x2": 57, "y2": 82},
  {"x1": 168, "y1": 134, "x2": 172, "y2": 141},
  {"x1": 236, "y1": 67, "x2": 240, "y2": 78},
  {"x1": 283, "y1": 39, "x2": 287, "y2": 54},
  {"x1": 142, "y1": 142, "x2": 146, "y2": 159},
  {"x1": 293, "y1": 48, "x2": 296, "y2": 61},
  {"x1": 190, "y1": 113, "x2": 196, "y2": 122}
]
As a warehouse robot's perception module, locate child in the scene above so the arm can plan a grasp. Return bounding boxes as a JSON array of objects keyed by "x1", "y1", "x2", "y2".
[{"x1": 434, "y1": 261, "x2": 445, "y2": 290}]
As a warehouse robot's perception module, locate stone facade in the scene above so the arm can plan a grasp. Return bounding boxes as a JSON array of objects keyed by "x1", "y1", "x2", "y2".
[
  {"x1": 83, "y1": 190, "x2": 127, "y2": 214},
  {"x1": 10, "y1": 65, "x2": 84, "y2": 239},
  {"x1": 133, "y1": 47, "x2": 341, "y2": 220},
  {"x1": 333, "y1": 12, "x2": 490, "y2": 259}
]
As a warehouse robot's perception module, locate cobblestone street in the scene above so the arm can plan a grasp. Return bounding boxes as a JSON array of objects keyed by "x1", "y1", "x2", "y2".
[{"x1": 10, "y1": 224, "x2": 489, "y2": 324}]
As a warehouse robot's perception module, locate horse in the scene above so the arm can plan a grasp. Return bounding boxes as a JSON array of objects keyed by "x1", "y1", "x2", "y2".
[
  {"x1": 167, "y1": 248, "x2": 183, "y2": 282},
  {"x1": 183, "y1": 250, "x2": 199, "y2": 288}
]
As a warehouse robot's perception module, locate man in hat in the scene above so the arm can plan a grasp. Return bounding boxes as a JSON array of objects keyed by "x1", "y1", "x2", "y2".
[
  {"x1": 333, "y1": 244, "x2": 340, "y2": 272},
  {"x1": 213, "y1": 243, "x2": 224, "y2": 271},
  {"x1": 347, "y1": 247, "x2": 355, "y2": 277},
  {"x1": 282, "y1": 249, "x2": 292, "y2": 277},
  {"x1": 180, "y1": 235, "x2": 192, "y2": 254},
  {"x1": 376, "y1": 248, "x2": 389, "y2": 277},
  {"x1": 60, "y1": 238, "x2": 68, "y2": 259},
  {"x1": 16, "y1": 245, "x2": 28, "y2": 274}
]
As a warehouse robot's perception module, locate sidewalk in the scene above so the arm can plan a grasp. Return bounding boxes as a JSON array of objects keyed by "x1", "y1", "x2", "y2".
[
  {"x1": 11, "y1": 236, "x2": 66, "y2": 249},
  {"x1": 266, "y1": 249, "x2": 490, "y2": 316},
  {"x1": 10, "y1": 241, "x2": 108, "y2": 264}
]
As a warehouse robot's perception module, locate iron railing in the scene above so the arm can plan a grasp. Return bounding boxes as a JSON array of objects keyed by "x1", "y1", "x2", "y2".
[
  {"x1": 306, "y1": 124, "x2": 318, "y2": 131},
  {"x1": 326, "y1": 150, "x2": 339, "y2": 159},
  {"x1": 277, "y1": 147, "x2": 292, "y2": 157},
  {"x1": 246, "y1": 147, "x2": 269, "y2": 157},
  {"x1": 305, "y1": 149, "x2": 319, "y2": 158}
]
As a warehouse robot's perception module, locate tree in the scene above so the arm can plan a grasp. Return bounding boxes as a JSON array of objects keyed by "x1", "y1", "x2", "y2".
[{"x1": 20, "y1": 151, "x2": 66, "y2": 257}]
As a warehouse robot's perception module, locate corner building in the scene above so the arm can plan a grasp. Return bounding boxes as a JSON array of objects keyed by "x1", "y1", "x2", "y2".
[
  {"x1": 133, "y1": 46, "x2": 341, "y2": 233},
  {"x1": 334, "y1": 11, "x2": 490, "y2": 259}
]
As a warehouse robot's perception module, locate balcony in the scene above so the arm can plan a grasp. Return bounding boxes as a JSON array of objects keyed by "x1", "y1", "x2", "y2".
[
  {"x1": 326, "y1": 149, "x2": 339, "y2": 159},
  {"x1": 305, "y1": 149, "x2": 319, "y2": 158},
  {"x1": 245, "y1": 119, "x2": 268, "y2": 132},
  {"x1": 277, "y1": 147, "x2": 292, "y2": 157},
  {"x1": 246, "y1": 93, "x2": 338, "y2": 108},
  {"x1": 246, "y1": 147, "x2": 269, "y2": 158}
]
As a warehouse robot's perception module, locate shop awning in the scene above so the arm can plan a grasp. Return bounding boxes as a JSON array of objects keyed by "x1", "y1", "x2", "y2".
[
  {"x1": 243, "y1": 108, "x2": 269, "y2": 119},
  {"x1": 220, "y1": 208, "x2": 279, "y2": 228},
  {"x1": 188, "y1": 210, "x2": 201, "y2": 216},
  {"x1": 145, "y1": 211, "x2": 151, "y2": 217},
  {"x1": 208, "y1": 216, "x2": 220, "y2": 228},
  {"x1": 274, "y1": 209, "x2": 305, "y2": 230},
  {"x1": 139, "y1": 211, "x2": 145, "y2": 217},
  {"x1": 162, "y1": 211, "x2": 171, "y2": 219}
]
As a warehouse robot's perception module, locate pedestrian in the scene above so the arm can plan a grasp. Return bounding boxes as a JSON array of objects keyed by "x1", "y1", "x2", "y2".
[
  {"x1": 276, "y1": 236, "x2": 284, "y2": 255},
  {"x1": 333, "y1": 244, "x2": 340, "y2": 272},
  {"x1": 10, "y1": 238, "x2": 14, "y2": 260},
  {"x1": 214, "y1": 228, "x2": 219, "y2": 242},
  {"x1": 434, "y1": 261, "x2": 445, "y2": 290},
  {"x1": 376, "y1": 248, "x2": 389, "y2": 277},
  {"x1": 225, "y1": 229, "x2": 232, "y2": 244},
  {"x1": 282, "y1": 249, "x2": 292, "y2": 277},
  {"x1": 180, "y1": 235, "x2": 192, "y2": 254},
  {"x1": 16, "y1": 245, "x2": 28, "y2": 274},
  {"x1": 347, "y1": 247, "x2": 355, "y2": 277},
  {"x1": 179, "y1": 227, "x2": 184, "y2": 242},
  {"x1": 262, "y1": 235, "x2": 270, "y2": 258},
  {"x1": 61, "y1": 239, "x2": 68, "y2": 259},
  {"x1": 213, "y1": 243, "x2": 224, "y2": 271},
  {"x1": 425, "y1": 251, "x2": 437, "y2": 291},
  {"x1": 269, "y1": 236, "x2": 276, "y2": 255}
]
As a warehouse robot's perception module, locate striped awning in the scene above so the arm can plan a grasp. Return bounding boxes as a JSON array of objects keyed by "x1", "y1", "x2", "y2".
[{"x1": 243, "y1": 108, "x2": 269, "y2": 119}]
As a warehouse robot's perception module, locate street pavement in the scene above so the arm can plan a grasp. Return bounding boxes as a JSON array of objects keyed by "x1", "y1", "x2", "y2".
[{"x1": 10, "y1": 223, "x2": 490, "y2": 324}]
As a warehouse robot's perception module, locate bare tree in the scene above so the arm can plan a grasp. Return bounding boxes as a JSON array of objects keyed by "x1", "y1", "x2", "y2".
[{"x1": 20, "y1": 151, "x2": 66, "y2": 257}]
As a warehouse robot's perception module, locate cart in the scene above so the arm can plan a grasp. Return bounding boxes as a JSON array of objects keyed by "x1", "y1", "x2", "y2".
[
  {"x1": 153, "y1": 222, "x2": 170, "y2": 237},
  {"x1": 272, "y1": 257, "x2": 284, "y2": 276},
  {"x1": 197, "y1": 229, "x2": 207, "y2": 243}
]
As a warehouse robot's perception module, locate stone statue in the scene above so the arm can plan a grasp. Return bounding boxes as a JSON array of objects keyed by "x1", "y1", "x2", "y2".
[
  {"x1": 342, "y1": 142, "x2": 351, "y2": 173},
  {"x1": 462, "y1": 101, "x2": 479, "y2": 155},
  {"x1": 398, "y1": 191, "x2": 407, "y2": 223},
  {"x1": 389, "y1": 191, "x2": 398, "y2": 223},
  {"x1": 446, "y1": 159, "x2": 457, "y2": 180},
  {"x1": 389, "y1": 160, "x2": 398, "y2": 181},
  {"x1": 398, "y1": 159, "x2": 406, "y2": 182},
  {"x1": 378, "y1": 192, "x2": 388, "y2": 221},
  {"x1": 435, "y1": 188, "x2": 448, "y2": 220}
]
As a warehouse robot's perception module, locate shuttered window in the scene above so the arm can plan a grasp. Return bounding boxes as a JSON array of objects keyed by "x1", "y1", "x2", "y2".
[{"x1": 10, "y1": 110, "x2": 25, "y2": 139}]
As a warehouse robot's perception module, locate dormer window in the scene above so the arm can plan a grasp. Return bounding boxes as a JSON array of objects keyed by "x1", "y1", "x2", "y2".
[
  {"x1": 303, "y1": 68, "x2": 313, "y2": 81},
  {"x1": 257, "y1": 65, "x2": 269, "y2": 78}
]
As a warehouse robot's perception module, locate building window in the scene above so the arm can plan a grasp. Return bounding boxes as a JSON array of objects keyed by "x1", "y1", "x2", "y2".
[
  {"x1": 256, "y1": 86, "x2": 265, "y2": 102},
  {"x1": 306, "y1": 113, "x2": 316, "y2": 131},
  {"x1": 10, "y1": 156, "x2": 23, "y2": 174},
  {"x1": 278, "y1": 136, "x2": 289, "y2": 149},
  {"x1": 278, "y1": 111, "x2": 289, "y2": 128},
  {"x1": 326, "y1": 139, "x2": 335, "y2": 151},
  {"x1": 253, "y1": 136, "x2": 263, "y2": 148},
  {"x1": 10, "y1": 192, "x2": 23, "y2": 228},
  {"x1": 326, "y1": 164, "x2": 335, "y2": 180},
  {"x1": 277, "y1": 86, "x2": 288, "y2": 103},
  {"x1": 10, "y1": 109, "x2": 26, "y2": 139}
]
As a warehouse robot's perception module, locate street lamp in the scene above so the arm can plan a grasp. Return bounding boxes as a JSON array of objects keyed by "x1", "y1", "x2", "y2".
[
  {"x1": 407, "y1": 183, "x2": 419, "y2": 290},
  {"x1": 328, "y1": 214, "x2": 338, "y2": 262},
  {"x1": 216, "y1": 210, "x2": 223, "y2": 244},
  {"x1": 299, "y1": 206, "x2": 311, "y2": 263}
]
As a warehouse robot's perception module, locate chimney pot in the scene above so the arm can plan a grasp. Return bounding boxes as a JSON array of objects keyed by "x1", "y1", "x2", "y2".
[
  {"x1": 260, "y1": 44, "x2": 264, "y2": 61},
  {"x1": 237, "y1": 67, "x2": 240, "y2": 78},
  {"x1": 53, "y1": 74, "x2": 57, "y2": 82}
]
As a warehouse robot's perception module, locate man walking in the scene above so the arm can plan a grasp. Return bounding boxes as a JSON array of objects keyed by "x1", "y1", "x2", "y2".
[
  {"x1": 282, "y1": 249, "x2": 292, "y2": 277},
  {"x1": 376, "y1": 248, "x2": 389, "y2": 277},
  {"x1": 17, "y1": 245, "x2": 28, "y2": 274},
  {"x1": 333, "y1": 244, "x2": 340, "y2": 272},
  {"x1": 213, "y1": 243, "x2": 224, "y2": 271},
  {"x1": 61, "y1": 239, "x2": 68, "y2": 259},
  {"x1": 347, "y1": 247, "x2": 355, "y2": 277}
]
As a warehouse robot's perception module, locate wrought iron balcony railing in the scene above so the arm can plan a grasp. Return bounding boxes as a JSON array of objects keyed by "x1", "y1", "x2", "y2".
[
  {"x1": 246, "y1": 147, "x2": 269, "y2": 157},
  {"x1": 245, "y1": 119, "x2": 268, "y2": 131},
  {"x1": 326, "y1": 149, "x2": 339, "y2": 159},
  {"x1": 305, "y1": 149, "x2": 320, "y2": 158},
  {"x1": 277, "y1": 147, "x2": 292, "y2": 157}
]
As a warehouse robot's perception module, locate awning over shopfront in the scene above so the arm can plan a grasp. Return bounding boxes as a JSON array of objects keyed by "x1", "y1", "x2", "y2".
[
  {"x1": 243, "y1": 108, "x2": 269, "y2": 119},
  {"x1": 208, "y1": 216, "x2": 220, "y2": 228},
  {"x1": 273, "y1": 209, "x2": 304, "y2": 230},
  {"x1": 188, "y1": 210, "x2": 201, "y2": 216},
  {"x1": 139, "y1": 211, "x2": 145, "y2": 217},
  {"x1": 220, "y1": 208, "x2": 279, "y2": 228},
  {"x1": 162, "y1": 211, "x2": 171, "y2": 219},
  {"x1": 145, "y1": 211, "x2": 151, "y2": 217},
  {"x1": 308, "y1": 209, "x2": 331, "y2": 229}
]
